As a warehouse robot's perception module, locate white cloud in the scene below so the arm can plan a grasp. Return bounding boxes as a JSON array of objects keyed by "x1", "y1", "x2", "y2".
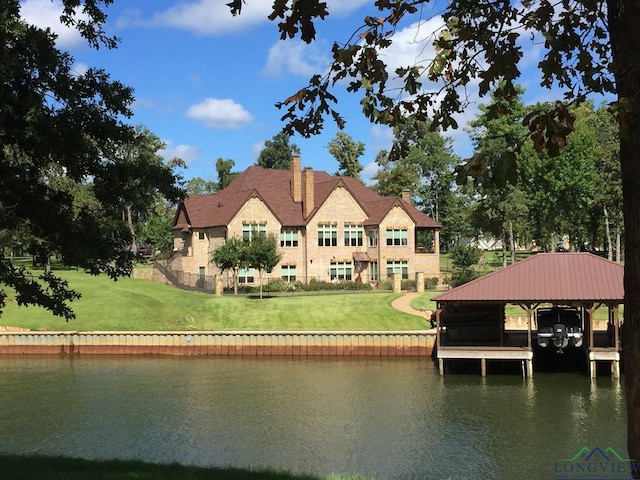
[
  {"x1": 325, "y1": 0, "x2": 371, "y2": 17},
  {"x1": 379, "y1": 17, "x2": 446, "y2": 89},
  {"x1": 120, "y1": 0, "x2": 370, "y2": 35},
  {"x1": 159, "y1": 142, "x2": 200, "y2": 165},
  {"x1": 71, "y1": 62, "x2": 89, "y2": 76},
  {"x1": 186, "y1": 98, "x2": 253, "y2": 129},
  {"x1": 132, "y1": 97, "x2": 159, "y2": 112},
  {"x1": 252, "y1": 141, "x2": 265, "y2": 158},
  {"x1": 263, "y1": 40, "x2": 330, "y2": 78},
  {"x1": 361, "y1": 160, "x2": 379, "y2": 186},
  {"x1": 20, "y1": 0, "x2": 85, "y2": 47},
  {"x1": 369, "y1": 124, "x2": 394, "y2": 147},
  {"x1": 120, "y1": 0, "x2": 271, "y2": 35}
]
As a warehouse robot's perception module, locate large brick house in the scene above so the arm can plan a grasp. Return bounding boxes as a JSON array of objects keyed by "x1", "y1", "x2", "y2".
[{"x1": 169, "y1": 155, "x2": 440, "y2": 288}]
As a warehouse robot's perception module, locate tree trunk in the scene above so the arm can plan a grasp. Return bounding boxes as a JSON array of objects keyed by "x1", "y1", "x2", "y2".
[
  {"x1": 509, "y1": 220, "x2": 515, "y2": 265},
  {"x1": 501, "y1": 232, "x2": 507, "y2": 268},
  {"x1": 126, "y1": 205, "x2": 137, "y2": 252},
  {"x1": 233, "y1": 267, "x2": 239, "y2": 295},
  {"x1": 608, "y1": 0, "x2": 640, "y2": 469},
  {"x1": 616, "y1": 222, "x2": 622, "y2": 263},
  {"x1": 604, "y1": 205, "x2": 613, "y2": 261}
]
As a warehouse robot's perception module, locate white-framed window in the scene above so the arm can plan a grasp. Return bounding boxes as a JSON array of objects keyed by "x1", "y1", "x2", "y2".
[
  {"x1": 242, "y1": 223, "x2": 266, "y2": 242},
  {"x1": 386, "y1": 228, "x2": 408, "y2": 246},
  {"x1": 280, "y1": 228, "x2": 299, "y2": 247},
  {"x1": 386, "y1": 260, "x2": 409, "y2": 279},
  {"x1": 281, "y1": 265, "x2": 297, "y2": 282},
  {"x1": 344, "y1": 224, "x2": 364, "y2": 247},
  {"x1": 368, "y1": 230, "x2": 378, "y2": 247},
  {"x1": 238, "y1": 267, "x2": 255, "y2": 284},
  {"x1": 318, "y1": 224, "x2": 337, "y2": 247},
  {"x1": 198, "y1": 231, "x2": 206, "y2": 241},
  {"x1": 330, "y1": 261, "x2": 352, "y2": 281},
  {"x1": 369, "y1": 261, "x2": 378, "y2": 281}
]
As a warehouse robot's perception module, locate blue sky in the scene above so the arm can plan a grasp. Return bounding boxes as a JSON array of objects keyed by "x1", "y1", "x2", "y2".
[{"x1": 20, "y1": 0, "x2": 575, "y2": 185}]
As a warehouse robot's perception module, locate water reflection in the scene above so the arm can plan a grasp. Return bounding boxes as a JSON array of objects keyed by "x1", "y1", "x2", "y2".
[{"x1": 0, "y1": 356, "x2": 629, "y2": 480}]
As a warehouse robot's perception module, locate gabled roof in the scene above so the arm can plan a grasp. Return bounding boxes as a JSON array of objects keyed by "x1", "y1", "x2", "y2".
[
  {"x1": 433, "y1": 253, "x2": 624, "y2": 305},
  {"x1": 174, "y1": 165, "x2": 440, "y2": 229}
]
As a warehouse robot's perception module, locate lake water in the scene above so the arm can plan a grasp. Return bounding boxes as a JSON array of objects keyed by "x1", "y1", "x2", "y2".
[{"x1": 0, "y1": 355, "x2": 630, "y2": 479}]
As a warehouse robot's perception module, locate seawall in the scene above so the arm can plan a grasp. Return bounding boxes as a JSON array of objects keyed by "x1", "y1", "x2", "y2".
[{"x1": 0, "y1": 331, "x2": 435, "y2": 356}]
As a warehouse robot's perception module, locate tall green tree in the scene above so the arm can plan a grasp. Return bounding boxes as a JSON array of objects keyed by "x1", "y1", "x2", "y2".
[
  {"x1": 257, "y1": 132, "x2": 300, "y2": 170},
  {"x1": 232, "y1": 1, "x2": 640, "y2": 459},
  {"x1": 242, "y1": 233, "x2": 283, "y2": 300},
  {"x1": 327, "y1": 132, "x2": 365, "y2": 180},
  {"x1": 467, "y1": 86, "x2": 530, "y2": 263},
  {"x1": 139, "y1": 195, "x2": 176, "y2": 257},
  {"x1": 211, "y1": 237, "x2": 246, "y2": 295},
  {"x1": 449, "y1": 244, "x2": 483, "y2": 286},
  {"x1": 371, "y1": 149, "x2": 420, "y2": 197},
  {"x1": 111, "y1": 125, "x2": 183, "y2": 252},
  {"x1": 215, "y1": 158, "x2": 239, "y2": 190},
  {"x1": 186, "y1": 177, "x2": 217, "y2": 195},
  {"x1": 518, "y1": 103, "x2": 600, "y2": 252},
  {"x1": 589, "y1": 104, "x2": 623, "y2": 261},
  {"x1": 372, "y1": 120, "x2": 464, "y2": 249},
  {"x1": 0, "y1": 1, "x2": 184, "y2": 319}
]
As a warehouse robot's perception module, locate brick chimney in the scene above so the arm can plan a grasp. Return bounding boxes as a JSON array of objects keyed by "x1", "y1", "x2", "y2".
[
  {"x1": 302, "y1": 166, "x2": 314, "y2": 218},
  {"x1": 291, "y1": 154, "x2": 302, "y2": 202},
  {"x1": 401, "y1": 189, "x2": 413, "y2": 205}
]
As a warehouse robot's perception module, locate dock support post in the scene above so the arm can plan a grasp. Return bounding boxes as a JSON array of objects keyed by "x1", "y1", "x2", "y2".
[
  {"x1": 438, "y1": 358, "x2": 444, "y2": 376},
  {"x1": 526, "y1": 358, "x2": 533, "y2": 378},
  {"x1": 481, "y1": 358, "x2": 487, "y2": 377},
  {"x1": 612, "y1": 360, "x2": 620, "y2": 379},
  {"x1": 590, "y1": 359, "x2": 596, "y2": 379}
]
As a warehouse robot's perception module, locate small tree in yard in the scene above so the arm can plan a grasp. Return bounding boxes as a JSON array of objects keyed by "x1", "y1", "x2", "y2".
[
  {"x1": 449, "y1": 245, "x2": 483, "y2": 287},
  {"x1": 211, "y1": 237, "x2": 245, "y2": 294},
  {"x1": 244, "y1": 233, "x2": 283, "y2": 300}
]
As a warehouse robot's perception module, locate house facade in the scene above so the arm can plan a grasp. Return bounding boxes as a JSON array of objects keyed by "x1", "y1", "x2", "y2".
[{"x1": 169, "y1": 155, "x2": 440, "y2": 288}]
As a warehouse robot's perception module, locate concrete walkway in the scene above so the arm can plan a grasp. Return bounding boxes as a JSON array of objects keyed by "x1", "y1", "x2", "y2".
[{"x1": 391, "y1": 292, "x2": 436, "y2": 332}]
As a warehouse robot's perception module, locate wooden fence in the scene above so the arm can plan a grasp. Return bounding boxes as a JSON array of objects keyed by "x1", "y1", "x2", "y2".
[{"x1": 0, "y1": 331, "x2": 435, "y2": 356}]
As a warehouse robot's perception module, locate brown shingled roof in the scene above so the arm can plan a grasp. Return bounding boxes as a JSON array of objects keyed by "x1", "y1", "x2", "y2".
[
  {"x1": 433, "y1": 253, "x2": 624, "y2": 304},
  {"x1": 174, "y1": 165, "x2": 440, "y2": 229}
]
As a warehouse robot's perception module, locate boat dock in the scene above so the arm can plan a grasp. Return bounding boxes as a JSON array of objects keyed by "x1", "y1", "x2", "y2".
[{"x1": 431, "y1": 253, "x2": 624, "y2": 380}]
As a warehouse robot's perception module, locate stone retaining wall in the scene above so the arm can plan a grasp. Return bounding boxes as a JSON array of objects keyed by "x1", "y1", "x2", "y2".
[{"x1": 0, "y1": 331, "x2": 435, "y2": 356}]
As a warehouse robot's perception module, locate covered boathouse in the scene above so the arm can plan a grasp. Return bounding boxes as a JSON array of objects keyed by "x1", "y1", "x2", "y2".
[{"x1": 432, "y1": 252, "x2": 624, "y2": 378}]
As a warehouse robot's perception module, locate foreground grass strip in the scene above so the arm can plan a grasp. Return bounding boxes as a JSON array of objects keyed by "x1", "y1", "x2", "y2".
[{"x1": 0, "y1": 455, "x2": 371, "y2": 480}]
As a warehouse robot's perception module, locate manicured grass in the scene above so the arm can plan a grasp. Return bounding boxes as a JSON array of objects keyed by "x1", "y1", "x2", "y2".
[
  {"x1": 0, "y1": 268, "x2": 429, "y2": 331},
  {"x1": 0, "y1": 455, "x2": 370, "y2": 480},
  {"x1": 408, "y1": 288, "x2": 615, "y2": 320},
  {"x1": 1, "y1": 259, "x2": 617, "y2": 330},
  {"x1": 408, "y1": 291, "x2": 439, "y2": 311}
]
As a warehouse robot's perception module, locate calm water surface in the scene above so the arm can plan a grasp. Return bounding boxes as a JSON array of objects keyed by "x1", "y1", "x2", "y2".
[{"x1": 0, "y1": 356, "x2": 629, "y2": 479}]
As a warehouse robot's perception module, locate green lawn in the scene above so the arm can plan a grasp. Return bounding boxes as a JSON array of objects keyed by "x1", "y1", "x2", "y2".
[
  {"x1": 0, "y1": 268, "x2": 430, "y2": 332},
  {"x1": 1, "y1": 259, "x2": 617, "y2": 330},
  {"x1": 411, "y1": 293, "x2": 615, "y2": 320}
]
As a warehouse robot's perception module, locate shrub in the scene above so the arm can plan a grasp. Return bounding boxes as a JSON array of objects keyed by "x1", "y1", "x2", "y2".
[
  {"x1": 425, "y1": 277, "x2": 439, "y2": 290},
  {"x1": 401, "y1": 279, "x2": 416, "y2": 291},
  {"x1": 264, "y1": 278, "x2": 288, "y2": 292}
]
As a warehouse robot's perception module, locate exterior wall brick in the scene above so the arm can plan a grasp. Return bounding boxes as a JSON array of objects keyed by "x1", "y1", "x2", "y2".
[
  {"x1": 305, "y1": 186, "x2": 369, "y2": 280},
  {"x1": 170, "y1": 166, "x2": 440, "y2": 286}
]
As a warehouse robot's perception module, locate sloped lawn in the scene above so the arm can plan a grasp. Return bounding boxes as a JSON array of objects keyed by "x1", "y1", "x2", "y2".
[{"x1": 0, "y1": 269, "x2": 429, "y2": 332}]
